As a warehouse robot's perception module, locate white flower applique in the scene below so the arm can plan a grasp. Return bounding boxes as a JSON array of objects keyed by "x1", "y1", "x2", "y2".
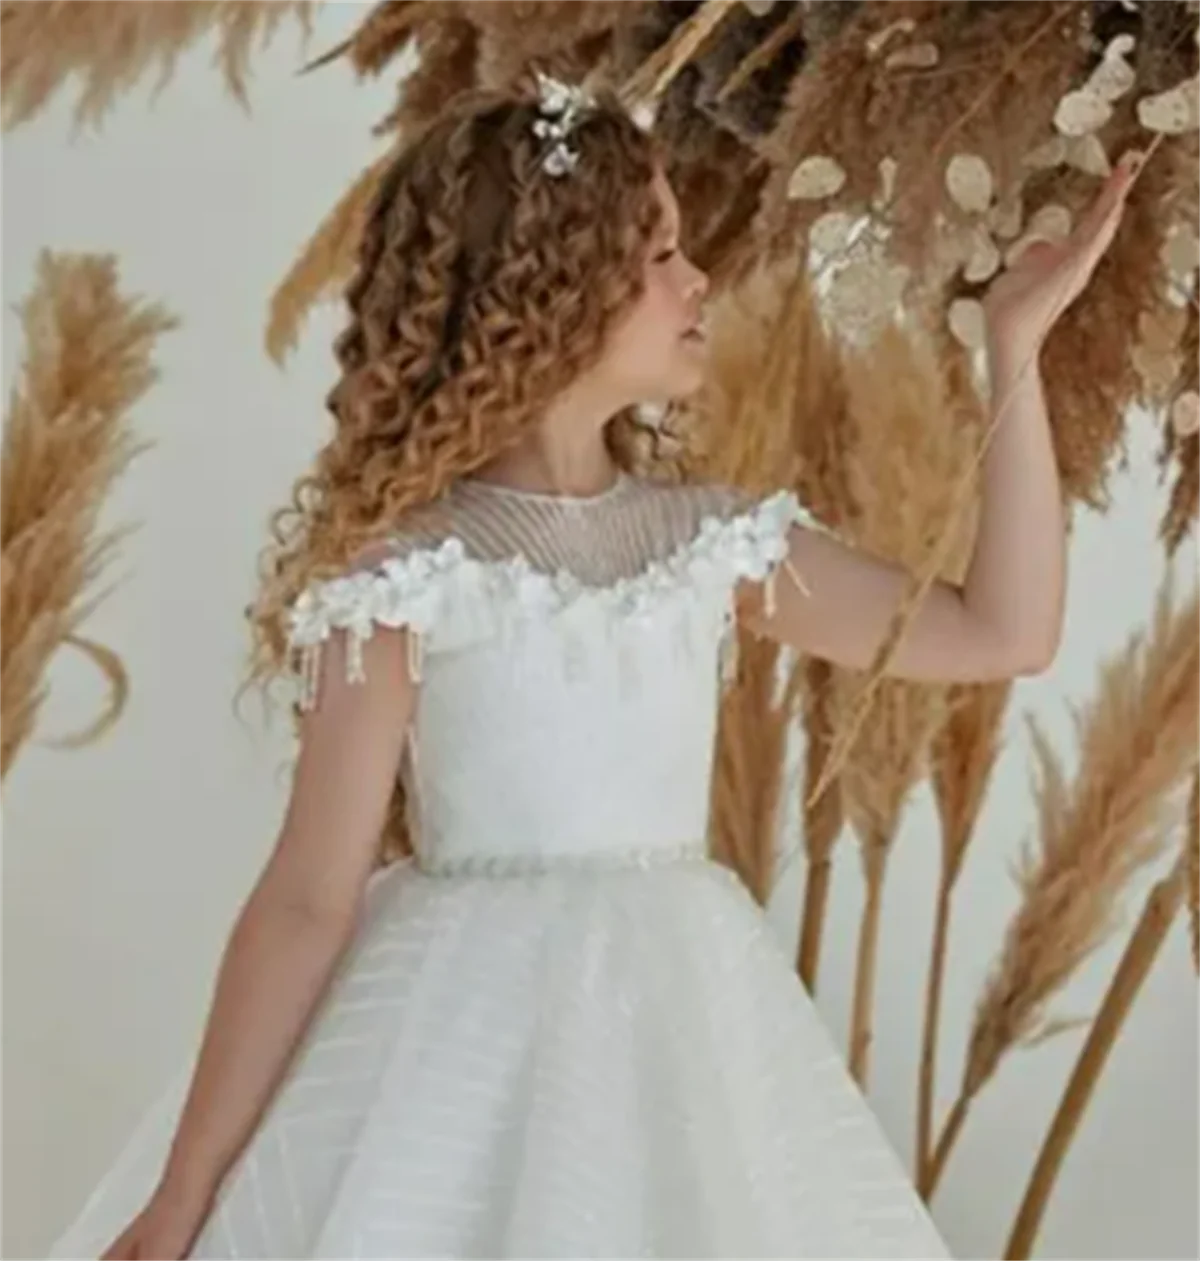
[{"x1": 286, "y1": 491, "x2": 823, "y2": 706}]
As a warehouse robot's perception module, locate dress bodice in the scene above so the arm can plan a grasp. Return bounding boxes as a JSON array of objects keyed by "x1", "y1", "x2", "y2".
[{"x1": 286, "y1": 475, "x2": 817, "y2": 873}]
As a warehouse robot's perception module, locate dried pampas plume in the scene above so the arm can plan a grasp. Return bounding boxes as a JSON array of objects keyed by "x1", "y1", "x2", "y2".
[
  {"x1": 918, "y1": 677, "x2": 1012, "y2": 1181},
  {"x1": 1160, "y1": 300, "x2": 1199, "y2": 555},
  {"x1": 685, "y1": 259, "x2": 845, "y2": 900},
  {"x1": 924, "y1": 576, "x2": 1200, "y2": 1197},
  {"x1": 1, "y1": 252, "x2": 176, "y2": 778},
  {"x1": 1, "y1": 0, "x2": 314, "y2": 132},
  {"x1": 266, "y1": 150, "x2": 395, "y2": 364},
  {"x1": 1005, "y1": 772, "x2": 1198, "y2": 1259},
  {"x1": 831, "y1": 321, "x2": 979, "y2": 1086}
]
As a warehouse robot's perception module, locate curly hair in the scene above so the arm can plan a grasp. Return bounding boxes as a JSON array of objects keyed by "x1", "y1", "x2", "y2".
[{"x1": 245, "y1": 85, "x2": 664, "y2": 865}]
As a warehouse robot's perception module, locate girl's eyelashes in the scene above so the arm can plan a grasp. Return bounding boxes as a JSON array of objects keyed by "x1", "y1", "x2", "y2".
[{"x1": 654, "y1": 245, "x2": 679, "y2": 263}]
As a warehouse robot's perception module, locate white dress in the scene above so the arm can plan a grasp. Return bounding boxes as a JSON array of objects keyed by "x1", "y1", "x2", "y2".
[{"x1": 50, "y1": 473, "x2": 950, "y2": 1259}]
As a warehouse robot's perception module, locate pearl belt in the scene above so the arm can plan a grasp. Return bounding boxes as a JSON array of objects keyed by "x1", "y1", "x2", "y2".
[{"x1": 414, "y1": 839, "x2": 710, "y2": 879}]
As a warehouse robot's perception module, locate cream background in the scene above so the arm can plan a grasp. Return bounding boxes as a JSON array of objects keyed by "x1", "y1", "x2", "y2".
[{"x1": 3, "y1": 7, "x2": 1196, "y2": 1258}]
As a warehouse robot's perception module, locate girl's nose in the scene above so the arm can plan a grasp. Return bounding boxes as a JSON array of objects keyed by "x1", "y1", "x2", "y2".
[{"x1": 685, "y1": 259, "x2": 709, "y2": 303}]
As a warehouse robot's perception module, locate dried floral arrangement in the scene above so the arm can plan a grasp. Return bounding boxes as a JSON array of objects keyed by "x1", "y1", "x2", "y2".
[
  {"x1": 0, "y1": 254, "x2": 176, "y2": 778},
  {"x1": 3, "y1": 2, "x2": 1196, "y2": 1255}
]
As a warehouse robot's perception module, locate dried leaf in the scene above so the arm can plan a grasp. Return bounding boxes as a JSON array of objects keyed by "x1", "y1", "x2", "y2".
[
  {"x1": 986, "y1": 189, "x2": 1025, "y2": 240},
  {"x1": 1025, "y1": 135, "x2": 1068, "y2": 169},
  {"x1": 1066, "y1": 133, "x2": 1112, "y2": 177},
  {"x1": 1028, "y1": 203, "x2": 1073, "y2": 239},
  {"x1": 884, "y1": 41, "x2": 939, "y2": 72},
  {"x1": 874, "y1": 156, "x2": 898, "y2": 210},
  {"x1": 964, "y1": 229, "x2": 1002, "y2": 283},
  {"x1": 810, "y1": 210, "x2": 858, "y2": 255},
  {"x1": 1172, "y1": 390, "x2": 1200, "y2": 438},
  {"x1": 1055, "y1": 88, "x2": 1113, "y2": 137},
  {"x1": 1137, "y1": 77, "x2": 1200, "y2": 136},
  {"x1": 1086, "y1": 48, "x2": 1136, "y2": 104},
  {"x1": 1163, "y1": 224, "x2": 1200, "y2": 279},
  {"x1": 787, "y1": 154, "x2": 847, "y2": 200},
  {"x1": 946, "y1": 153, "x2": 994, "y2": 214},
  {"x1": 864, "y1": 17, "x2": 915, "y2": 60},
  {"x1": 949, "y1": 298, "x2": 986, "y2": 350}
]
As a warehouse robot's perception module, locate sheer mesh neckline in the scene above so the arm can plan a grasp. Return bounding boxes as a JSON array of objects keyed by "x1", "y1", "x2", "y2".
[
  {"x1": 452, "y1": 469, "x2": 632, "y2": 508},
  {"x1": 395, "y1": 475, "x2": 751, "y2": 590}
]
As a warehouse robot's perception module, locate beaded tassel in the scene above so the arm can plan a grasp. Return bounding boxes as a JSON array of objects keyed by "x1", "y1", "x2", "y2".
[
  {"x1": 719, "y1": 610, "x2": 740, "y2": 687},
  {"x1": 298, "y1": 643, "x2": 322, "y2": 711},
  {"x1": 407, "y1": 629, "x2": 424, "y2": 684},
  {"x1": 346, "y1": 630, "x2": 367, "y2": 685}
]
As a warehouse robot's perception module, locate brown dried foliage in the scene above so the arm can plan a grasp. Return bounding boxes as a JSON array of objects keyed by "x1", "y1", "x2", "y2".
[
  {"x1": 1042, "y1": 131, "x2": 1193, "y2": 508},
  {"x1": 832, "y1": 324, "x2": 977, "y2": 861},
  {"x1": 682, "y1": 259, "x2": 854, "y2": 903},
  {"x1": 2, "y1": 253, "x2": 175, "y2": 777},
  {"x1": 0, "y1": 0, "x2": 313, "y2": 132},
  {"x1": 756, "y1": 1, "x2": 1084, "y2": 267}
]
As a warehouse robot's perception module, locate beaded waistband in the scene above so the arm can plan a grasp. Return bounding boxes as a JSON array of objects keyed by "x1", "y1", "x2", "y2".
[{"x1": 414, "y1": 839, "x2": 709, "y2": 879}]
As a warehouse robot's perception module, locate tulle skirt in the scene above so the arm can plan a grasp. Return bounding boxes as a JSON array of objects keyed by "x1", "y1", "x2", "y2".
[{"x1": 50, "y1": 857, "x2": 949, "y2": 1258}]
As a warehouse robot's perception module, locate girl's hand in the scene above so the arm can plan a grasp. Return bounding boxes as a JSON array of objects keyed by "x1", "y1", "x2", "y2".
[
  {"x1": 100, "y1": 1181, "x2": 214, "y2": 1260},
  {"x1": 981, "y1": 150, "x2": 1143, "y2": 359}
]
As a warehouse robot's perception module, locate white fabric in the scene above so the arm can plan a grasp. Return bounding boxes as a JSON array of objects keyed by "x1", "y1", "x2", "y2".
[{"x1": 50, "y1": 483, "x2": 950, "y2": 1259}]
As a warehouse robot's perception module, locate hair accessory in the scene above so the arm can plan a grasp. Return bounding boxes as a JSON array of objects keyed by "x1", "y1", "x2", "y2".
[{"x1": 532, "y1": 70, "x2": 595, "y2": 177}]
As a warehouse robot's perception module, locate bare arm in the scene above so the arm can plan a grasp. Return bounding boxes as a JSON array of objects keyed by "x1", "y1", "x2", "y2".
[
  {"x1": 138, "y1": 627, "x2": 416, "y2": 1229},
  {"x1": 738, "y1": 153, "x2": 1139, "y2": 683},
  {"x1": 738, "y1": 334, "x2": 1064, "y2": 682}
]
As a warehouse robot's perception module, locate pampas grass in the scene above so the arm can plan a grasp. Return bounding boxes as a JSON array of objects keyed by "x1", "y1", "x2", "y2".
[
  {"x1": 795, "y1": 655, "x2": 845, "y2": 992},
  {"x1": 756, "y1": 1, "x2": 1083, "y2": 265},
  {"x1": 1, "y1": 252, "x2": 176, "y2": 778},
  {"x1": 1, "y1": 0, "x2": 313, "y2": 133},
  {"x1": 924, "y1": 577, "x2": 1200, "y2": 1197},
  {"x1": 831, "y1": 322, "x2": 979, "y2": 1085},
  {"x1": 918, "y1": 678, "x2": 1012, "y2": 1178},
  {"x1": 681, "y1": 259, "x2": 858, "y2": 925},
  {"x1": 1160, "y1": 302, "x2": 1199, "y2": 556},
  {"x1": 265, "y1": 149, "x2": 395, "y2": 364},
  {"x1": 1039, "y1": 142, "x2": 1186, "y2": 509},
  {"x1": 1004, "y1": 827, "x2": 1195, "y2": 1258},
  {"x1": 619, "y1": 0, "x2": 740, "y2": 113}
]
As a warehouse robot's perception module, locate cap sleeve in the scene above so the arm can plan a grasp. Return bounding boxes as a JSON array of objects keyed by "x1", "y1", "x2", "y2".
[{"x1": 285, "y1": 535, "x2": 492, "y2": 709}]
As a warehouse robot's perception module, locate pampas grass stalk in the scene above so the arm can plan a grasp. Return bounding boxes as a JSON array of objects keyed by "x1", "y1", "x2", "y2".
[
  {"x1": 833, "y1": 324, "x2": 976, "y2": 1087},
  {"x1": 1186, "y1": 770, "x2": 1199, "y2": 973},
  {"x1": 1, "y1": 251, "x2": 176, "y2": 777},
  {"x1": 795, "y1": 655, "x2": 844, "y2": 992},
  {"x1": 923, "y1": 577, "x2": 1199, "y2": 1198},
  {"x1": 917, "y1": 679, "x2": 1011, "y2": 1180},
  {"x1": 1004, "y1": 842, "x2": 1193, "y2": 1258},
  {"x1": 1, "y1": 0, "x2": 313, "y2": 132},
  {"x1": 619, "y1": 0, "x2": 739, "y2": 113}
]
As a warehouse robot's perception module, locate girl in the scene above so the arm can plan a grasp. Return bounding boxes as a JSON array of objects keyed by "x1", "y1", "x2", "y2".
[{"x1": 55, "y1": 76, "x2": 1137, "y2": 1260}]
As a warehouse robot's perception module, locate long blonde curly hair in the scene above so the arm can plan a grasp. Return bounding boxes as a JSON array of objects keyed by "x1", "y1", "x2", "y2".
[{"x1": 245, "y1": 85, "x2": 666, "y2": 866}]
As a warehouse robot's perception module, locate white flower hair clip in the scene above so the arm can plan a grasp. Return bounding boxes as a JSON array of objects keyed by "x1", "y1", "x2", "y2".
[{"x1": 531, "y1": 70, "x2": 595, "y2": 178}]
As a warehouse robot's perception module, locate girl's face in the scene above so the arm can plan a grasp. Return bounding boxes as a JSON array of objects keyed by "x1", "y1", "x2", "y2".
[{"x1": 599, "y1": 169, "x2": 710, "y2": 405}]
